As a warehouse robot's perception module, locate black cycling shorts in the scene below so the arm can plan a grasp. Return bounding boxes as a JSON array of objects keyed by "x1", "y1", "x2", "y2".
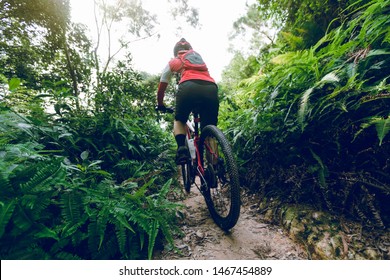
[{"x1": 175, "y1": 80, "x2": 219, "y2": 129}]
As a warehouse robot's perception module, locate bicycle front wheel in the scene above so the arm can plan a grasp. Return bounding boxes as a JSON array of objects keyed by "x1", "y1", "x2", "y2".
[{"x1": 199, "y1": 125, "x2": 240, "y2": 231}]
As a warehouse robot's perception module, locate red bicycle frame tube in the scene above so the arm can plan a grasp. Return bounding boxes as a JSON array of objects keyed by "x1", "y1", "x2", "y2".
[
  {"x1": 185, "y1": 114, "x2": 210, "y2": 176},
  {"x1": 194, "y1": 135, "x2": 204, "y2": 175},
  {"x1": 185, "y1": 120, "x2": 205, "y2": 175},
  {"x1": 186, "y1": 128, "x2": 217, "y2": 177}
]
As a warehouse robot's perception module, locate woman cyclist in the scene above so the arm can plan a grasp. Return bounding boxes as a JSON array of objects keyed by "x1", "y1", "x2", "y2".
[{"x1": 156, "y1": 38, "x2": 219, "y2": 164}]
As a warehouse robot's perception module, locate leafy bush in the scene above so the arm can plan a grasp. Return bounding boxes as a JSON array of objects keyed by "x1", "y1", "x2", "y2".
[
  {"x1": 223, "y1": 0, "x2": 390, "y2": 228},
  {"x1": 0, "y1": 0, "x2": 181, "y2": 260},
  {"x1": 0, "y1": 73, "x2": 180, "y2": 259}
]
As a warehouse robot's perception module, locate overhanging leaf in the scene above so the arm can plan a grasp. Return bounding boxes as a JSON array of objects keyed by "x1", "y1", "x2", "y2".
[
  {"x1": 375, "y1": 117, "x2": 390, "y2": 146},
  {"x1": 115, "y1": 214, "x2": 135, "y2": 234},
  {"x1": 354, "y1": 116, "x2": 390, "y2": 145},
  {"x1": 35, "y1": 225, "x2": 60, "y2": 241},
  {"x1": 8, "y1": 78, "x2": 21, "y2": 92}
]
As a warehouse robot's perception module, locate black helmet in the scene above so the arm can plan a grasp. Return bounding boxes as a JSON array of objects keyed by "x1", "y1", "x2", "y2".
[{"x1": 173, "y1": 38, "x2": 192, "y2": 56}]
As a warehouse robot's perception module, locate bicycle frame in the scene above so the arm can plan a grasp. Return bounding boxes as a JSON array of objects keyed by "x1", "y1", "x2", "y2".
[
  {"x1": 186, "y1": 112, "x2": 204, "y2": 175},
  {"x1": 158, "y1": 103, "x2": 240, "y2": 230},
  {"x1": 182, "y1": 110, "x2": 241, "y2": 230},
  {"x1": 185, "y1": 111, "x2": 215, "y2": 180}
]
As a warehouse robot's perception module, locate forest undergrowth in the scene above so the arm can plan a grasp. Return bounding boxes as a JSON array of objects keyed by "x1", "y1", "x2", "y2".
[
  {"x1": 218, "y1": 0, "x2": 390, "y2": 259},
  {"x1": 1, "y1": 0, "x2": 389, "y2": 260}
]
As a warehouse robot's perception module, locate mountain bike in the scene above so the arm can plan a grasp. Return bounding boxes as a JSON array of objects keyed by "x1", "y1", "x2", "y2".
[{"x1": 180, "y1": 109, "x2": 241, "y2": 231}]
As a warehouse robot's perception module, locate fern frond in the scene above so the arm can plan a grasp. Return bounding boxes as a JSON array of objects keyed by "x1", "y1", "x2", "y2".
[
  {"x1": 19, "y1": 159, "x2": 65, "y2": 194},
  {"x1": 61, "y1": 218, "x2": 87, "y2": 238},
  {"x1": 270, "y1": 52, "x2": 298, "y2": 65},
  {"x1": 156, "y1": 179, "x2": 172, "y2": 203},
  {"x1": 12, "y1": 203, "x2": 33, "y2": 232},
  {"x1": 60, "y1": 190, "x2": 82, "y2": 224},
  {"x1": 87, "y1": 218, "x2": 100, "y2": 254},
  {"x1": 94, "y1": 233, "x2": 118, "y2": 260},
  {"x1": 0, "y1": 172, "x2": 12, "y2": 196},
  {"x1": 147, "y1": 220, "x2": 159, "y2": 260},
  {"x1": 115, "y1": 222, "x2": 127, "y2": 255},
  {"x1": 49, "y1": 237, "x2": 70, "y2": 256},
  {"x1": 158, "y1": 219, "x2": 174, "y2": 249},
  {"x1": 375, "y1": 117, "x2": 390, "y2": 146},
  {"x1": 309, "y1": 149, "x2": 332, "y2": 210},
  {"x1": 125, "y1": 177, "x2": 155, "y2": 201},
  {"x1": 112, "y1": 211, "x2": 135, "y2": 234},
  {"x1": 298, "y1": 87, "x2": 314, "y2": 129},
  {"x1": 354, "y1": 116, "x2": 390, "y2": 145},
  {"x1": 0, "y1": 200, "x2": 16, "y2": 238},
  {"x1": 298, "y1": 71, "x2": 341, "y2": 130},
  {"x1": 139, "y1": 231, "x2": 145, "y2": 251},
  {"x1": 96, "y1": 207, "x2": 109, "y2": 250},
  {"x1": 280, "y1": 31, "x2": 304, "y2": 49},
  {"x1": 5, "y1": 243, "x2": 50, "y2": 260},
  {"x1": 34, "y1": 224, "x2": 59, "y2": 241}
]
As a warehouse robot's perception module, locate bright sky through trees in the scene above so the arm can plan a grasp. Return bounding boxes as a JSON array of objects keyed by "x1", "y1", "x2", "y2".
[{"x1": 69, "y1": 0, "x2": 254, "y2": 81}]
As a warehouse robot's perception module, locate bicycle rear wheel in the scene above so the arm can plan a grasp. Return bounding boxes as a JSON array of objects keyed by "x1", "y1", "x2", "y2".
[{"x1": 199, "y1": 125, "x2": 240, "y2": 231}]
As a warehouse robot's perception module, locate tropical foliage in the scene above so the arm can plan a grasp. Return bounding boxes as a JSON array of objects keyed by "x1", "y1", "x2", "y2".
[
  {"x1": 0, "y1": 65, "x2": 182, "y2": 261},
  {"x1": 0, "y1": 0, "x2": 181, "y2": 260},
  {"x1": 1, "y1": 0, "x2": 389, "y2": 260},
  {"x1": 0, "y1": 64, "x2": 179, "y2": 260},
  {"x1": 220, "y1": 0, "x2": 390, "y2": 229}
]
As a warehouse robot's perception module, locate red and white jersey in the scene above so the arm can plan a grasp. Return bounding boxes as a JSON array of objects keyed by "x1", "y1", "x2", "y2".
[{"x1": 160, "y1": 50, "x2": 215, "y2": 84}]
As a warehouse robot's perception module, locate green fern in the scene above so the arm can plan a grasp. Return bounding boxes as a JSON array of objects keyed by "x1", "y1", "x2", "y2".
[
  {"x1": 61, "y1": 220, "x2": 86, "y2": 240},
  {"x1": 60, "y1": 190, "x2": 83, "y2": 225},
  {"x1": 0, "y1": 172, "x2": 12, "y2": 196},
  {"x1": 87, "y1": 218, "x2": 100, "y2": 255},
  {"x1": 19, "y1": 160, "x2": 65, "y2": 194},
  {"x1": 147, "y1": 220, "x2": 159, "y2": 260},
  {"x1": 375, "y1": 117, "x2": 390, "y2": 145},
  {"x1": 280, "y1": 31, "x2": 305, "y2": 49},
  {"x1": 138, "y1": 231, "x2": 145, "y2": 252},
  {"x1": 96, "y1": 207, "x2": 109, "y2": 250},
  {"x1": 20, "y1": 193, "x2": 52, "y2": 219},
  {"x1": 34, "y1": 224, "x2": 59, "y2": 241},
  {"x1": 0, "y1": 69, "x2": 180, "y2": 260},
  {"x1": 0, "y1": 200, "x2": 16, "y2": 238},
  {"x1": 298, "y1": 71, "x2": 341, "y2": 129},
  {"x1": 12, "y1": 203, "x2": 34, "y2": 232},
  {"x1": 112, "y1": 210, "x2": 135, "y2": 234},
  {"x1": 355, "y1": 116, "x2": 390, "y2": 145},
  {"x1": 115, "y1": 222, "x2": 127, "y2": 256},
  {"x1": 95, "y1": 233, "x2": 119, "y2": 260}
]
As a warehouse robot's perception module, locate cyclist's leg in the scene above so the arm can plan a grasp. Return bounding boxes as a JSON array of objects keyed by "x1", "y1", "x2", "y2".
[
  {"x1": 174, "y1": 121, "x2": 190, "y2": 164},
  {"x1": 173, "y1": 120, "x2": 186, "y2": 150},
  {"x1": 196, "y1": 81, "x2": 219, "y2": 165},
  {"x1": 174, "y1": 81, "x2": 195, "y2": 164},
  {"x1": 175, "y1": 81, "x2": 196, "y2": 131},
  {"x1": 197, "y1": 82, "x2": 219, "y2": 129}
]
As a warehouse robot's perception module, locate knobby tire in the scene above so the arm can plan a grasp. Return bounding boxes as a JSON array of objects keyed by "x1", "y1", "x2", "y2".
[{"x1": 199, "y1": 125, "x2": 240, "y2": 231}]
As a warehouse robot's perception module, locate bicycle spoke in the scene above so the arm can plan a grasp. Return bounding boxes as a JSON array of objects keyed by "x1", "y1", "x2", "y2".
[{"x1": 210, "y1": 183, "x2": 230, "y2": 215}]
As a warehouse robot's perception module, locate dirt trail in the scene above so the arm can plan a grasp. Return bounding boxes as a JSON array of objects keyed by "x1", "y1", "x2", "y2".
[{"x1": 157, "y1": 187, "x2": 308, "y2": 260}]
